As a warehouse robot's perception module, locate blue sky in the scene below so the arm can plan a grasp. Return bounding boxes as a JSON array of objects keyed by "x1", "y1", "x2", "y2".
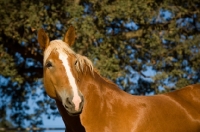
[
  {"x1": 42, "y1": 115, "x2": 65, "y2": 132},
  {"x1": 30, "y1": 80, "x2": 65, "y2": 130}
]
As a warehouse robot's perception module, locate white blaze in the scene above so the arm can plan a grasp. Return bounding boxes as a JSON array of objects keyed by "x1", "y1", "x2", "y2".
[{"x1": 58, "y1": 49, "x2": 81, "y2": 111}]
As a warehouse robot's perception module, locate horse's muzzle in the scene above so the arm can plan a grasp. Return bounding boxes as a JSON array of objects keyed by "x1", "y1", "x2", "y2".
[{"x1": 63, "y1": 95, "x2": 84, "y2": 116}]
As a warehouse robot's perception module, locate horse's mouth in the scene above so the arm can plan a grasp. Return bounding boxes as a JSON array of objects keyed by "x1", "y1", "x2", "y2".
[
  {"x1": 66, "y1": 109, "x2": 82, "y2": 116},
  {"x1": 64, "y1": 105, "x2": 83, "y2": 116}
]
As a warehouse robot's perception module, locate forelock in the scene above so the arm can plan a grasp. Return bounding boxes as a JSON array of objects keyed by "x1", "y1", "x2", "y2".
[{"x1": 43, "y1": 40, "x2": 75, "y2": 65}]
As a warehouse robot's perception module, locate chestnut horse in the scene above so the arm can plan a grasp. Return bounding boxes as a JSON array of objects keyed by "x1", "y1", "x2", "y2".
[
  {"x1": 38, "y1": 27, "x2": 85, "y2": 132},
  {"x1": 38, "y1": 26, "x2": 200, "y2": 132}
]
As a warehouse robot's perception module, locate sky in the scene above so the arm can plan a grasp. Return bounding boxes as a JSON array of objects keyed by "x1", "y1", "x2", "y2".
[
  {"x1": 42, "y1": 115, "x2": 65, "y2": 132},
  {"x1": 29, "y1": 81, "x2": 66, "y2": 131}
]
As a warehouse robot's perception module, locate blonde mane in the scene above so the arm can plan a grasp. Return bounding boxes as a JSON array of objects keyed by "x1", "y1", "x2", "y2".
[{"x1": 44, "y1": 40, "x2": 93, "y2": 74}]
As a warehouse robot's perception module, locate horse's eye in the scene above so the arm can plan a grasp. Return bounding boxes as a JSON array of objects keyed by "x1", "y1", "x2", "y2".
[{"x1": 46, "y1": 61, "x2": 53, "y2": 68}]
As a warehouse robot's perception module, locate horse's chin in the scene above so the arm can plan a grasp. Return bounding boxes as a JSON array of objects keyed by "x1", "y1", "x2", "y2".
[{"x1": 66, "y1": 109, "x2": 82, "y2": 116}]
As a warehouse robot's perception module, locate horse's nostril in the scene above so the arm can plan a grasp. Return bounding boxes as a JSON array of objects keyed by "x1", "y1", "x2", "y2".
[
  {"x1": 67, "y1": 97, "x2": 72, "y2": 105},
  {"x1": 66, "y1": 97, "x2": 74, "y2": 107},
  {"x1": 65, "y1": 105, "x2": 69, "y2": 108},
  {"x1": 64, "y1": 97, "x2": 73, "y2": 109}
]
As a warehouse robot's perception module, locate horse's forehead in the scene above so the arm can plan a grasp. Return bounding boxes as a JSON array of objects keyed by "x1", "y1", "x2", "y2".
[{"x1": 49, "y1": 49, "x2": 64, "y2": 61}]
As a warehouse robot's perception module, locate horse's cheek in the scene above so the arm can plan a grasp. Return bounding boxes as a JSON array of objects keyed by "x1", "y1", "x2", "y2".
[{"x1": 44, "y1": 71, "x2": 57, "y2": 98}]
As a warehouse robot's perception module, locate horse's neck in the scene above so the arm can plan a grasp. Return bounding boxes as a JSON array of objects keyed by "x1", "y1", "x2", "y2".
[{"x1": 78, "y1": 70, "x2": 124, "y2": 102}]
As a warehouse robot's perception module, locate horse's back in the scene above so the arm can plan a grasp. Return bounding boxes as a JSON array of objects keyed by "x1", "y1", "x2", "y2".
[
  {"x1": 165, "y1": 84, "x2": 200, "y2": 109},
  {"x1": 156, "y1": 84, "x2": 200, "y2": 131},
  {"x1": 131, "y1": 84, "x2": 200, "y2": 132}
]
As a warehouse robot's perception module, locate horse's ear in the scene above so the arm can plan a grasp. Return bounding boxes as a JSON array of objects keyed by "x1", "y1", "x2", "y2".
[
  {"x1": 37, "y1": 28, "x2": 50, "y2": 50},
  {"x1": 64, "y1": 26, "x2": 76, "y2": 47}
]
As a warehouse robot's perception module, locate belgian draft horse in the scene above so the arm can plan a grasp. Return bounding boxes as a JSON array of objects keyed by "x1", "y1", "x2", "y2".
[{"x1": 38, "y1": 26, "x2": 200, "y2": 132}]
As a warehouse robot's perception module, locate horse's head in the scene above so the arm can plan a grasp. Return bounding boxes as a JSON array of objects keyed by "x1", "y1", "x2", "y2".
[{"x1": 38, "y1": 26, "x2": 89, "y2": 115}]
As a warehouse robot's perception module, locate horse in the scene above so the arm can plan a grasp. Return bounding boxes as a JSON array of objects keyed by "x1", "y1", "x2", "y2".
[
  {"x1": 38, "y1": 26, "x2": 200, "y2": 132},
  {"x1": 38, "y1": 27, "x2": 85, "y2": 132}
]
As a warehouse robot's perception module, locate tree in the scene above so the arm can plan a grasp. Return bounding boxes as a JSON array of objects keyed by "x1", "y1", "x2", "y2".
[{"x1": 0, "y1": 0, "x2": 200, "y2": 128}]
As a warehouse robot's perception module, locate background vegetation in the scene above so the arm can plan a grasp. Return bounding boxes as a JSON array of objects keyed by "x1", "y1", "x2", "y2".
[{"x1": 0, "y1": 0, "x2": 200, "y2": 128}]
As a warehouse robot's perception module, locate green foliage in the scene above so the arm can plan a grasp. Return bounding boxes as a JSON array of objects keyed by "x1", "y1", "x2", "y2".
[{"x1": 0, "y1": 0, "x2": 200, "y2": 128}]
